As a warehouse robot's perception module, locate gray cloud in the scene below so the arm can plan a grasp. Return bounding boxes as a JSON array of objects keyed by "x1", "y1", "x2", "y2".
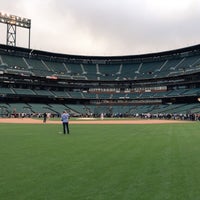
[{"x1": 1, "y1": 0, "x2": 200, "y2": 56}]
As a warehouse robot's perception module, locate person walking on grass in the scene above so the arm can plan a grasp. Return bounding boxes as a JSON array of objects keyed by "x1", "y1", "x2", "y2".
[{"x1": 61, "y1": 110, "x2": 70, "y2": 134}]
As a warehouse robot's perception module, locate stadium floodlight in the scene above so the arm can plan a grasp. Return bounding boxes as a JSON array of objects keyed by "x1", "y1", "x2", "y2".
[{"x1": 0, "y1": 12, "x2": 31, "y2": 48}]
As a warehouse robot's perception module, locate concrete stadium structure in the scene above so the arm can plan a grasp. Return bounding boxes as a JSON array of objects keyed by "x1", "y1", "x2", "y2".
[{"x1": 0, "y1": 44, "x2": 200, "y2": 119}]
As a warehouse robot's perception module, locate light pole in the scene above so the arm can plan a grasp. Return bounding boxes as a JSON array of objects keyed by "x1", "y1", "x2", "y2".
[{"x1": 0, "y1": 12, "x2": 31, "y2": 48}]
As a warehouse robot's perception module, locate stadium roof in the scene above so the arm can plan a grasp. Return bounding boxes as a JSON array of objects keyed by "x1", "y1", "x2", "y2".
[{"x1": 1, "y1": 43, "x2": 200, "y2": 62}]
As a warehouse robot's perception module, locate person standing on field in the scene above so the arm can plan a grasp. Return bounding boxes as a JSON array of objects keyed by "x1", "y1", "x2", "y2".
[
  {"x1": 61, "y1": 110, "x2": 70, "y2": 134},
  {"x1": 43, "y1": 112, "x2": 47, "y2": 123}
]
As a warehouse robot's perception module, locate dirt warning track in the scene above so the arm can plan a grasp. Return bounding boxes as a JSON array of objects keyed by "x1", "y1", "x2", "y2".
[{"x1": 0, "y1": 118, "x2": 191, "y2": 124}]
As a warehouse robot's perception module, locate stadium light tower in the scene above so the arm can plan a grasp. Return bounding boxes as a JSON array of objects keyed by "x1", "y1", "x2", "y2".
[{"x1": 0, "y1": 12, "x2": 31, "y2": 48}]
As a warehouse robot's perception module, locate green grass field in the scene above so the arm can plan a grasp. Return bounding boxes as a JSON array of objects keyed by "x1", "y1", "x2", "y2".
[{"x1": 1, "y1": 123, "x2": 200, "y2": 200}]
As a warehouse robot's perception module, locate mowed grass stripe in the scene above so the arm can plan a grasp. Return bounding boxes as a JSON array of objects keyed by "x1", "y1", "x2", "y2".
[{"x1": 0, "y1": 123, "x2": 200, "y2": 200}]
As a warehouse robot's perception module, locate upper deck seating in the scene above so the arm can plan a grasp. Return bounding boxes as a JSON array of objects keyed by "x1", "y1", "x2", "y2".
[
  {"x1": 1, "y1": 55, "x2": 29, "y2": 70},
  {"x1": 67, "y1": 63, "x2": 83, "y2": 75},
  {"x1": 120, "y1": 63, "x2": 141, "y2": 80},
  {"x1": 44, "y1": 61, "x2": 68, "y2": 75},
  {"x1": 83, "y1": 64, "x2": 98, "y2": 80}
]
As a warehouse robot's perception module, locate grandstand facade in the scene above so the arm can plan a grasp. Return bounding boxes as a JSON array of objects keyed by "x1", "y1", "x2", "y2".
[{"x1": 0, "y1": 44, "x2": 200, "y2": 118}]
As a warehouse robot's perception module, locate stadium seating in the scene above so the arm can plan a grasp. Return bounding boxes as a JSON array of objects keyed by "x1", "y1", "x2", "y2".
[{"x1": 1, "y1": 44, "x2": 200, "y2": 118}]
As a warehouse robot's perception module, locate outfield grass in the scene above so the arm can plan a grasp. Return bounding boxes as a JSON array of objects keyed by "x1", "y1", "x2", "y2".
[{"x1": 0, "y1": 123, "x2": 200, "y2": 200}]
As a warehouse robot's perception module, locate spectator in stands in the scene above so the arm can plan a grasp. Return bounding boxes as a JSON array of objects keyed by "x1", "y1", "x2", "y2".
[{"x1": 61, "y1": 110, "x2": 70, "y2": 134}]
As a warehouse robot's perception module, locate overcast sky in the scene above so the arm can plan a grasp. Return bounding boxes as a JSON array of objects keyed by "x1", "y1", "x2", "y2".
[{"x1": 0, "y1": 0, "x2": 200, "y2": 56}]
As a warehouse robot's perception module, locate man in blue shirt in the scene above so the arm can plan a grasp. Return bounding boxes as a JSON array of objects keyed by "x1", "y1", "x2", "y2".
[{"x1": 61, "y1": 110, "x2": 70, "y2": 134}]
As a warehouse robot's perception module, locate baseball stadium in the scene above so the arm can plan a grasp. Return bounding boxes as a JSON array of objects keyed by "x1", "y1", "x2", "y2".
[{"x1": 1, "y1": 11, "x2": 200, "y2": 200}]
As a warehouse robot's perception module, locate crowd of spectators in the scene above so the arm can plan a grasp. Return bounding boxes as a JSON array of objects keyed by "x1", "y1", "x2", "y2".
[{"x1": 1, "y1": 110, "x2": 200, "y2": 121}]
